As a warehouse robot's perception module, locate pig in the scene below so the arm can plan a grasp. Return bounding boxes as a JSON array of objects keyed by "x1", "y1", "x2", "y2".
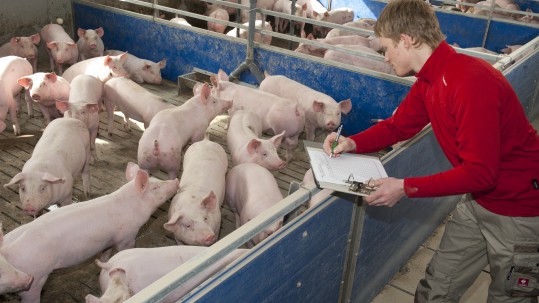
[
  {"x1": 104, "y1": 50, "x2": 166, "y2": 84},
  {"x1": 103, "y1": 77, "x2": 175, "y2": 135},
  {"x1": 0, "y1": 162, "x2": 179, "y2": 303},
  {"x1": 61, "y1": 52, "x2": 129, "y2": 83},
  {"x1": 323, "y1": 44, "x2": 396, "y2": 75},
  {"x1": 501, "y1": 45, "x2": 523, "y2": 54},
  {"x1": 225, "y1": 162, "x2": 284, "y2": 247},
  {"x1": 56, "y1": 74, "x2": 102, "y2": 162},
  {"x1": 206, "y1": 6, "x2": 229, "y2": 34},
  {"x1": 163, "y1": 138, "x2": 228, "y2": 246},
  {"x1": 519, "y1": 8, "x2": 539, "y2": 23},
  {"x1": 85, "y1": 246, "x2": 248, "y2": 303},
  {"x1": 226, "y1": 20, "x2": 273, "y2": 45},
  {"x1": 4, "y1": 118, "x2": 91, "y2": 216},
  {"x1": 295, "y1": 34, "x2": 379, "y2": 58},
  {"x1": 0, "y1": 56, "x2": 33, "y2": 136},
  {"x1": 211, "y1": 69, "x2": 305, "y2": 162},
  {"x1": 313, "y1": 7, "x2": 355, "y2": 38},
  {"x1": 259, "y1": 74, "x2": 352, "y2": 141},
  {"x1": 325, "y1": 20, "x2": 373, "y2": 39},
  {"x1": 272, "y1": 0, "x2": 308, "y2": 37},
  {"x1": 0, "y1": 223, "x2": 34, "y2": 294},
  {"x1": 40, "y1": 23, "x2": 79, "y2": 75},
  {"x1": 137, "y1": 82, "x2": 232, "y2": 179},
  {"x1": 0, "y1": 34, "x2": 40, "y2": 72},
  {"x1": 17, "y1": 72, "x2": 68, "y2": 125},
  {"x1": 76, "y1": 27, "x2": 105, "y2": 61},
  {"x1": 227, "y1": 110, "x2": 286, "y2": 170},
  {"x1": 169, "y1": 17, "x2": 192, "y2": 26}
]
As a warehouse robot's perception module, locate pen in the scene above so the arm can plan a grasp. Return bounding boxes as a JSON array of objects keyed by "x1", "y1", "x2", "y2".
[{"x1": 330, "y1": 125, "x2": 343, "y2": 158}]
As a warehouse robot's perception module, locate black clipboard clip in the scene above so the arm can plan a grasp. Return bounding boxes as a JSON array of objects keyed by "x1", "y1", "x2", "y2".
[{"x1": 344, "y1": 174, "x2": 378, "y2": 195}]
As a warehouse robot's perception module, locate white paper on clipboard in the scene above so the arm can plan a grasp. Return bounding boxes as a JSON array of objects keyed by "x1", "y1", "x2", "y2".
[{"x1": 303, "y1": 140, "x2": 388, "y2": 196}]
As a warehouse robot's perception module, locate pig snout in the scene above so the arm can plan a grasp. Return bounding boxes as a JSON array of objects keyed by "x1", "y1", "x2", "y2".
[
  {"x1": 31, "y1": 93, "x2": 41, "y2": 101},
  {"x1": 203, "y1": 234, "x2": 217, "y2": 246},
  {"x1": 326, "y1": 121, "x2": 337, "y2": 131},
  {"x1": 23, "y1": 205, "x2": 38, "y2": 216}
]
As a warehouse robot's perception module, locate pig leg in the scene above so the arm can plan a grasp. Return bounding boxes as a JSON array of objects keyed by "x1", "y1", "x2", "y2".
[
  {"x1": 19, "y1": 275, "x2": 48, "y2": 303},
  {"x1": 37, "y1": 103, "x2": 52, "y2": 125},
  {"x1": 81, "y1": 153, "x2": 91, "y2": 199},
  {"x1": 8, "y1": 97, "x2": 21, "y2": 136},
  {"x1": 0, "y1": 121, "x2": 6, "y2": 133},
  {"x1": 90, "y1": 129, "x2": 98, "y2": 163},
  {"x1": 305, "y1": 123, "x2": 316, "y2": 141},
  {"x1": 22, "y1": 91, "x2": 33, "y2": 118},
  {"x1": 104, "y1": 98, "x2": 116, "y2": 136},
  {"x1": 123, "y1": 115, "x2": 132, "y2": 132}
]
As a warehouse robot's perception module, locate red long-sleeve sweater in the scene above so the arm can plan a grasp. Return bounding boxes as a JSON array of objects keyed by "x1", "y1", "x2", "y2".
[{"x1": 349, "y1": 40, "x2": 539, "y2": 217}]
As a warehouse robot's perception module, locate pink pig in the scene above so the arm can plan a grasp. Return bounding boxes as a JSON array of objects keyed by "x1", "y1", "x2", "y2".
[
  {"x1": 137, "y1": 83, "x2": 232, "y2": 179},
  {"x1": 105, "y1": 50, "x2": 166, "y2": 84},
  {"x1": 323, "y1": 44, "x2": 396, "y2": 75},
  {"x1": 0, "y1": 223, "x2": 34, "y2": 295},
  {"x1": 0, "y1": 162, "x2": 179, "y2": 303},
  {"x1": 40, "y1": 23, "x2": 79, "y2": 75},
  {"x1": 103, "y1": 77, "x2": 174, "y2": 135},
  {"x1": 76, "y1": 27, "x2": 105, "y2": 61},
  {"x1": 17, "y1": 72, "x2": 69, "y2": 125},
  {"x1": 295, "y1": 34, "x2": 378, "y2": 58},
  {"x1": 0, "y1": 34, "x2": 40, "y2": 72},
  {"x1": 226, "y1": 162, "x2": 284, "y2": 247},
  {"x1": 85, "y1": 246, "x2": 248, "y2": 303},
  {"x1": 61, "y1": 53, "x2": 129, "y2": 83},
  {"x1": 56, "y1": 74, "x2": 102, "y2": 162},
  {"x1": 325, "y1": 20, "x2": 373, "y2": 39},
  {"x1": 212, "y1": 69, "x2": 305, "y2": 162},
  {"x1": 4, "y1": 118, "x2": 91, "y2": 216},
  {"x1": 313, "y1": 7, "x2": 355, "y2": 38},
  {"x1": 259, "y1": 74, "x2": 352, "y2": 141},
  {"x1": 227, "y1": 110, "x2": 286, "y2": 170},
  {"x1": 206, "y1": 6, "x2": 229, "y2": 34},
  {"x1": 0, "y1": 56, "x2": 33, "y2": 136},
  {"x1": 164, "y1": 138, "x2": 228, "y2": 246}
]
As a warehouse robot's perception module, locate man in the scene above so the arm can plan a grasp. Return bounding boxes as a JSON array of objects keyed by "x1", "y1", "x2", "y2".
[{"x1": 323, "y1": 0, "x2": 539, "y2": 301}]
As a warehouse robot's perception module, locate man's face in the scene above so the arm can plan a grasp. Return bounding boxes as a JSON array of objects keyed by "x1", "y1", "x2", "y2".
[{"x1": 379, "y1": 36, "x2": 413, "y2": 77}]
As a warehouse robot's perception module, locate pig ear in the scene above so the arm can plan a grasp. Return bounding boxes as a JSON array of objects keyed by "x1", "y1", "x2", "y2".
[
  {"x1": 312, "y1": 101, "x2": 324, "y2": 113},
  {"x1": 31, "y1": 33, "x2": 40, "y2": 45},
  {"x1": 200, "y1": 83, "x2": 211, "y2": 103},
  {"x1": 302, "y1": 3, "x2": 307, "y2": 10},
  {"x1": 96, "y1": 27, "x2": 105, "y2": 37},
  {"x1": 217, "y1": 69, "x2": 229, "y2": 82},
  {"x1": 158, "y1": 59, "x2": 167, "y2": 69},
  {"x1": 10, "y1": 37, "x2": 19, "y2": 45},
  {"x1": 119, "y1": 53, "x2": 128, "y2": 63},
  {"x1": 143, "y1": 63, "x2": 151, "y2": 71},
  {"x1": 104, "y1": 55, "x2": 112, "y2": 66},
  {"x1": 134, "y1": 170, "x2": 149, "y2": 195},
  {"x1": 125, "y1": 162, "x2": 140, "y2": 181},
  {"x1": 271, "y1": 131, "x2": 285, "y2": 147},
  {"x1": 201, "y1": 191, "x2": 217, "y2": 209},
  {"x1": 77, "y1": 28, "x2": 85, "y2": 38},
  {"x1": 47, "y1": 41, "x2": 58, "y2": 50},
  {"x1": 4, "y1": 173, "x2": 24, "y2": 187},
  {"x1": 339, "y1": 99, "x2": 352, "y2": 114},
  {"x1": 247, "y1": 139, "x2": 261, "y2": 154},
  {"x1": 17, "y1": 77, "x2": 32, "y2": 89},
  {"x1": 68, "y1": 42, "x2": 77, "y2": 48},
  {"x1": 42, "y1": 172, "x2": 65, "y2": 184},
  {"x1": 46, "y1": 72, "x2": 58, "y2": 82},
  {"x1": 210, "y1": 75, "x2": 218, "y2": 88},
  {"x1": 86, "y1": 104, "x2": 99, "y2": 114},
  {"x1": 163, "y1": 212, "x2": 183, "y2": 232},
  {"x1": 55, "y1": 100, "x2": 70, "y2": 114}
]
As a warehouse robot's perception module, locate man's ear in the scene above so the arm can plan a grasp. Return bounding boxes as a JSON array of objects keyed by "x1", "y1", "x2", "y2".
[{"x1": 400, "y1": 34, "x2": 414, "y2": 48}]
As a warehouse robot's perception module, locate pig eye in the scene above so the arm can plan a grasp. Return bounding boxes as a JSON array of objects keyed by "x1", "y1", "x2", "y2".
[
  {"x1": 204, "y1": 216, "x2": 208, "y2": 221},
  {"x1": 20, "y1": 185, "x2": 25, "y2": 192},
  {"x1": 40, "y1": 185, "x2": 46, "y2": 192},
  {"x1": 263, "y1": 152, "x2": 268, "y2": 157}
]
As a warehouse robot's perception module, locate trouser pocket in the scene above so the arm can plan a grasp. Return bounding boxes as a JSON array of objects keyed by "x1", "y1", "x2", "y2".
[{"x1": 505, "y1": 242, "x2": 539, "y2": 297}]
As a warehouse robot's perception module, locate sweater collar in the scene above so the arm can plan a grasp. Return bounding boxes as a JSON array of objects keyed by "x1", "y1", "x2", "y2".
[{"x1": 415, "y1": 40, "x2": 455, "y2": 84}]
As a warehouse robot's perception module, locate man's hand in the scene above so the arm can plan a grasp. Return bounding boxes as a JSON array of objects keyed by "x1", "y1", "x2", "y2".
[
  {"x1": 363, "y1": 178, "x2": 405, "y2": 207},
  {"x1": 323, "y1": 133, "x2": 357, "y2": 157}
]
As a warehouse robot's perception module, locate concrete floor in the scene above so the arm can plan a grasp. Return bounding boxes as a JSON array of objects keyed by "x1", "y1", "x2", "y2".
[{"x1": 372, "y1": 115, "x2": 539, "y2": 303}]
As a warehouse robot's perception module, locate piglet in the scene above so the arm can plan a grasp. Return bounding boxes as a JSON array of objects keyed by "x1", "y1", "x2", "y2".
[
  {"x1": 0, "y1": 162, "x2": 179, "y2": 303},
  {"x1": 76, "y1": 27, "x2": 105, "y2": 61},
  {"x1": 0, "y1": 34, "x2": 40, "y2": 72},
  {"x1": 61, "y1": 52, "x2": 129, "y2": 83},
  {"x1": 0, "y1": 56, "x2": 33, "y2": 135},
  {"x1": 85, "y1": 246, "x2": 247, "y2": 303},
  {"x1": 227, "y1": 110, "x2": 286, "y2": 170},
  {"x1": 4, "y1": 117, "x2": 91, "y2": 216},
  {"x1": 104, "y1": 50, "x2": 166, "y2": 84},
  {"x1": 272, "y1": 0, "x2": 308, "y2": 37},
  {"x1": 325, "y1": 20, "x2": 373, "y2": 39},
  {"x1": 164, "y1": 138, "x2": 228, "y2": 246},
  {"x1": 103, "y1": 77, "x2": 174, "y2": 135},
  {"x1": 40, "y1": 23, "x2": 79, "y2": 75},
  {"x1": 56, "y1": 74, "x2": 102, "y2": 162},
  {"x1": 226, "y1": 20, "x2": 273, "y2": 45},
  {"x1": 324, "y1": 44, "x2": 396, "y2": 74},
  {"x1": 206, "y1": 6, "x2": 229, "y2": 34},
  {"x1": 17, "y1": 72, "x2": 68, "y2": 125},
  {"x1": 137, "y1": 82, "x2": 232, "y2": 179},
  {"x1": 295, "y1": 34, "x2": 379, "y2": 58},
  {"x1": 259, "y1": 73, "x2": 352, "y2": 141},
  {"x1": 212, "y1": 69, "x2": 305, "y2": 162},
  {"x1": 0, "y1": 223, "x2": 34, "y2": 294},
  {"x1": 226, "y1": 162, "x2": 284, "y2": 247},
  {"x1": 313, "y1": 7, "x2": 355, "y2": 38}
]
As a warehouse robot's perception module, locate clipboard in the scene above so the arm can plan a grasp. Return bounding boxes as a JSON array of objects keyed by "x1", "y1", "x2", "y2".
[{"x1": 303, "y1": 140, "x2": 388, "y2": 196}]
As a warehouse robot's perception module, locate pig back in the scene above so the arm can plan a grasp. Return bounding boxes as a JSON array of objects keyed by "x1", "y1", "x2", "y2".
[{"x1": 0, "y1": 56, "x2": 33, "y2": 96}]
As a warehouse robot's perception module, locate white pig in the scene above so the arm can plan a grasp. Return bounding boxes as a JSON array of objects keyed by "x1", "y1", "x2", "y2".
[
  {"x1": 259, "y1": 74, "x2": 352, "y2": 141},
  {"x1": 313, "y1": 7, "x2": 355, "y2": 38},
  {"x1": 0, "y1": 56, "x2": 33, "y2": 136},
  {"x1": 0, "y1": 34, "x2": 40, "y2": 72},
  {"x1": 164, "y1": 138, "x2": 228, "y2": 246},
  {"x1": 17, "y1": 72, "x2": 68, "y2": 125},
  {"x1": 0, "y1": 223, "x2": 34, "y2": 294},
  {"x1": 40, "y1": 23, "x2": 79, "y2": 75},
  {"x1": 61, "y1": 52, "x2": 129, "y2": 83},
  {"x1": 169, "y1": 17, "x2": 192, "y2": 26},
  {"x1": 0, "y1": 162, "x2": 179, "y2": 303},
  {"x1": 56, "y1": 74, "x2": 102, "y2": 162},
  {"x1": 273, "y1": 0, "x2": 308, "y2": 37},
  {"x1": 295, "y1": 34, "x2": 378, "y2": 58},
  {"x1": 211, "y1": 69, "x2": 305, "y2": 162},
  {"x1": 104, "y1": 50, "x2": 166, "y2": 84},
  {"x1": 137, "y1": 83, "x2": 232, "y2": 179},
  {"x1": 103, "y1": 77, "x2": 175, "y2": 135},
  {"x1": 4, "y1": 118, "x2": 91, "y2": 216},
  {"x1": 226, "y1": 162, "x2": 284, "y2": 247},
  {"x1": 206, "y1": 6, "x2": 229, "y2": 34},
  {"x1": 76, "y1": 27, "x2": 105, "y2": 61},
  {"x1": 226, "y1": 20, "x2": 273, "y2": 45},
  {"x1": 323, "y1": 44, "x2": 396, "y2": 75},
  {"x1": 85, "y1": 246, "x2": 248, "y2": 303},
  {"x1": 227, "y1": 110, "x2": 286, "y2": 170},
  {"x1": 325, "y1": 20, "x2": 373, "y2": 39}
]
